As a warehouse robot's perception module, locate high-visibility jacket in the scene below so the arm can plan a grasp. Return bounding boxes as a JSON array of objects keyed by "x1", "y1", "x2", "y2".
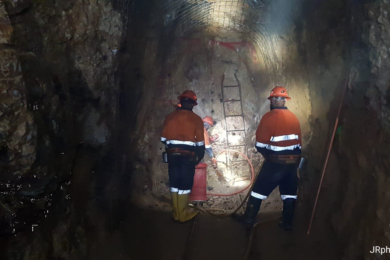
[
  {"x1": 161, "y1": 108, "x2": 205, "y2": 159},
  {"x1": 255, "y1": 107, "x2": 301, "y2": 158}
]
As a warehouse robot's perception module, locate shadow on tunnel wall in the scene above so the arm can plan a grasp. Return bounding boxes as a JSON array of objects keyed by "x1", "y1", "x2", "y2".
[
  {"x1": 297, "y1": 1, "x2": 387, "y2": 259},
  {"x1": 0, "y1": 0, "x2": 179, "y2": 259},
  {"x1": 0, "y1": 0, "x2": 125, "y2": 258},
  {"x1": 110, "y1": 0, "x2": 182, "y2": 228}
]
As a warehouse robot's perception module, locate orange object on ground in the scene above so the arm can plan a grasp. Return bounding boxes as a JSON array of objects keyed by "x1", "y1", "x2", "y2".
[
  {"x1": 267, "y1": 86, "x2": 291, "y2": 100},
  {"x1": 178, "y1": 90, "x2": 198, "y2": 105},
  {"x1": 189, "y1": 163, "x2": 208, "y2": 201}
]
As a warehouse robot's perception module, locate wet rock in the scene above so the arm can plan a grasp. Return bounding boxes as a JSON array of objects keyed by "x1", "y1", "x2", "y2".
[
  {"x1": 52, "y1": 218, "x2": 71, "y2": 259},
  {"x1": 22, "y1": 231, "x2": 50, "y2": 259},
  {"x1": 35, "y1": 197, "x2": 50, "y2": 209},
  {"x1": 0, "y1": 3, "x2": 124, "y2": 252},
  {"x1": 0, "y1": 193, "x2": 24, "y2": 214},
  {"x1": 21, "y1": 143, "x2": 35, "y2": 156},
  {"x1": 82, "y1": 110, "x2": 110, "y2": 147},
  {"x1": 0, "y1": 3, "x2": 13, "y2": 44},
  {"x1": 4, "y1": 0, "x2": 32, "y2": 16}
]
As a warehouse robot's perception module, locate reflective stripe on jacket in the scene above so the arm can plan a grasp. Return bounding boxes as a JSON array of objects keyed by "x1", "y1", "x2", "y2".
[{"x1": 255, "y1": 107, "x2": 301, "y2": 157}]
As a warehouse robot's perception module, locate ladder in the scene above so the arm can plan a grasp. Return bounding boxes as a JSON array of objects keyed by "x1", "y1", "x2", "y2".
[
  {"x1": 221, "y1": 72, "x2": 248, "y2": 214},
  {"x1": 221, "y1": 72, "x2": 247, "y2": 173}
]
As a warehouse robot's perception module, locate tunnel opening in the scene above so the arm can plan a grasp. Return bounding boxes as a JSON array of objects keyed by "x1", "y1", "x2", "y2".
[{"x1": 0, "y1": 0, "x2": 388, "y2": 259}]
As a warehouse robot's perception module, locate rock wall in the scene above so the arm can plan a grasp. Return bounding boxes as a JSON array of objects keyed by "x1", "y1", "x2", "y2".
[
  {"x1": 0, "y1": 0, "x2": 128, "y2": 259},
  {"x1": 130, "y1": 30, "x2": 271, "y2": 210},
  {"x1": 0, "y1": 0, "x2": 37, "y2": 235},
  {"x1": 275, "y1": 0, "x2": 390, "y2": 259},
  {"x1": 330, "y1": 1, "x2": 390, "y2": 259}
]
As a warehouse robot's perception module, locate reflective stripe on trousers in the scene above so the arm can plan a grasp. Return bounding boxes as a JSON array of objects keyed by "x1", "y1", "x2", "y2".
[
  {"x1": 162, "y1": 139, "x2": 205, "y2": 146},
  {"x1": 256, "y1": 142, "x2": 301, "y2": 151}
]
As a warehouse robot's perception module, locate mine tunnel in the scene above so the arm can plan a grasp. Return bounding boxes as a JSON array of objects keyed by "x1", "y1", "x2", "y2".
[{"x1": 0, "y1": 0, "x2": 389, "y2": 259}]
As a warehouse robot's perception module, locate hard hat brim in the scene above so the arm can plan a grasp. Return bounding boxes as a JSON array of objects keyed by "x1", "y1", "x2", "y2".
[
  {"x1": 267, "y1": 96, "x2": 291, "y2": 100},
  {"x1": 178, "y1": 95, "x2": 198, "y2": 105}
]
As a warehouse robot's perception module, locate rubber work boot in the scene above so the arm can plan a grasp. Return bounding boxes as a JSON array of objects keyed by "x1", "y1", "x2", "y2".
[
  {"x1": 177, "y1": 194, "x2": 199, "y2": 222},
  {"x1": 278, "y1": 198, "x2": 296, "y2": 231},
  {"x1": 232, "y1": 196, "x2": 262, "y2": 229},
  {"x1": 171, "y1": 192, "x2": 179, "y2": 221}
]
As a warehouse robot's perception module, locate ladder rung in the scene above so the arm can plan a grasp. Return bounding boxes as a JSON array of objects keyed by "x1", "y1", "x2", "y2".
[
  {"x1": 225, "y1": 115, "x2": 243, "y2": 117},
  {"x1": 226, "y1": 130, "x2": 245, "y2": 132},
  {"x1": 223, "y1": 85, "x2": 239, "y2": 88},
  {"x1": 223, "y1": 100, "x2": 241, "y2": 102}
]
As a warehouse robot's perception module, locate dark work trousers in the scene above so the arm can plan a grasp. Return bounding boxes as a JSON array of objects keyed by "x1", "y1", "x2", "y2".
[
  {"x1": 168, "y1": 154, "x2": 196, "y2": 194},
  {"x1": 251, "y1": 160, "x2": 298, "y2": 200}
]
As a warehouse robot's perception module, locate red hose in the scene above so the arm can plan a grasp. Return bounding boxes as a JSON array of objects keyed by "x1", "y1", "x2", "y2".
[{"x1": 206, "y1": 149, "x2": 255, "y2": 197}]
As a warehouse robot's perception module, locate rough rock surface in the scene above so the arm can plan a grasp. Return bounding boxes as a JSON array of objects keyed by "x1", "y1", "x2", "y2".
[
  {"x1": 330, "y1": 1, "x2": 390, "y2": 259},
  {"x1": 0, "y1": 0, "x2": 125, "y2": 259}
]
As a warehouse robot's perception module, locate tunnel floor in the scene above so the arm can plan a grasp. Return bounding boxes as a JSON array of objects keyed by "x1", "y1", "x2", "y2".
[{"x1": 88, "y1": 203, "x2": 341, "y2": 260}]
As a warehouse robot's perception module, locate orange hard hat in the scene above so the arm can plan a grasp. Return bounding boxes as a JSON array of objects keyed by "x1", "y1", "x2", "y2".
[
  {"x1": 178, "y1": 90, "x2": 198, "y2": 105},
  {"x1": 267, "y1": 86, "x2": 291, "y2": 100},
  {"x1": 202, "y1": 116, "x2": 214, "y2": 126}
]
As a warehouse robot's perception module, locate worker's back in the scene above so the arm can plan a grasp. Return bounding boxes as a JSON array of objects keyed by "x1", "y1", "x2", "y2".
[
  {"x1": 161, "y1": 109, "x2": 205, "y2": 149},
  {"x1": 256, "y1": 108, "x2": 301, "y2": 156}
]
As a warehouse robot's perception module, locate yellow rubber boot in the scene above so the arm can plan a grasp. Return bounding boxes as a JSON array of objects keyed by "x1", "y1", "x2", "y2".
[
  {"x1": 171, "y1": 192, "x2": 179, "y2": 221},
  {"x1": 178, "y1": 194, "x2": 199, "y2": 222}
]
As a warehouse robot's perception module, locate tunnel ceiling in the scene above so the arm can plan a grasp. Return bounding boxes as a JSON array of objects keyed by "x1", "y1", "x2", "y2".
[{"x1": 159, "y1": 0, "x2": 301, "y2": 84}]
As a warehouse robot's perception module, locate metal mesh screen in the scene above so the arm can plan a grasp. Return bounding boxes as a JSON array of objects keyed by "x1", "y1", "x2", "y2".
[
  {"x1": 159, "y1": 0, "x2": 299, "y2": 82},
  {"x1": 207, "y1": 0, "x2": 245, "y2": 30},
  {"x1": 162, "y1": 0, "x2": 246, "y2": 35}
]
